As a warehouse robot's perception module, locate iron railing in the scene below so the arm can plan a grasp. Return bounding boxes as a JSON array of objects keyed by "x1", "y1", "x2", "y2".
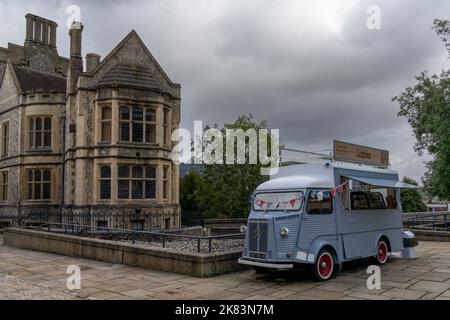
[
  {"x1": 0, "y1": 211, "x2": 179, "y2": 231},
  {"x1": 39, "y1": 222, "x2": 245, "y2": 253},
  {"x1": 403, "y1": 212, "x2": 450, "y2": 232}
]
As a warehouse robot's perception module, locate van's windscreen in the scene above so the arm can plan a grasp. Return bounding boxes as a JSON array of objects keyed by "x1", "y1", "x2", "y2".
[{"x1": 253, "y1": 192, "x2": 304, "y2": 211}]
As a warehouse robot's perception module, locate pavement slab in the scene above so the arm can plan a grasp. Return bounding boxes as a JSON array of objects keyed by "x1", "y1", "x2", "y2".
[{"x1": 1, "y1": 236, "x2": 450, "y2": 300}]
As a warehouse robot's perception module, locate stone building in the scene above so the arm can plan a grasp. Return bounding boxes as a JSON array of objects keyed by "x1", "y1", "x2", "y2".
[{"x1": 0, "y1": 14, "x2": 181, "y2": 230}]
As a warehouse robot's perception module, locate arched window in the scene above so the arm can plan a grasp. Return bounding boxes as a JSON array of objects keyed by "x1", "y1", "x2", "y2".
[
  {"x1": 100, "y1": 165, "x2": 111, "y2": 200},
  {"x1": 101, "y1": 107, "x2": 112, "y2": 142}
]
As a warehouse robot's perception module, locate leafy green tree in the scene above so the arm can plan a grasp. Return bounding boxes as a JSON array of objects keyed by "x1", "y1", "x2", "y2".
[
  {"x1": 180, "y1": 170, "x2": 203, "y2": 212},
  {"x1": 196, "y1": 115, "x2": 274, "y2": 218},
  {"x1": 393, "y1": 19, "x2": 450, "y2": 200},
  {"x1": 400, "y1": 177, "x2": 427, "y2": 213}
]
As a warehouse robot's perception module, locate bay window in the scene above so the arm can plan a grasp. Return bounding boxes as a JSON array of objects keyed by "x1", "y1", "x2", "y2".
[
  {"x1": 163, "y1": 109, "x2": 170, "y2": 146},
  {"x1": 119, "y1": 106, "x2": 156, "y2": 143},
  {"x1": 101, "y1": 107, "x2": 112, "y2": 142},
  {"x1": 29, "y1": 116, "x2": 52, "y2": 150},
  {"x1": 118, "y1": 165, "x2": 156, "y2": 200},
  {"x1": 163, "y1": 166, "x2": 169, "y2": 200}
]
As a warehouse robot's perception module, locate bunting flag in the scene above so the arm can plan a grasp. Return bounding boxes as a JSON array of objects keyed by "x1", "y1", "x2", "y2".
[
  {"x1": 328, "y1": 181, "x2": 348, "y2": 197},
  {"x1": 290, "y1": 199, "x2": 297, "y2": 207},
  {"x1": 330, "y1": 188, "x2": 337, "y2": 197},
  {"x1": 256, "y1": 200, "x2": 266, "y2": 208},
  {"x1": 336, "y1": 184, "x2": 345, "y2": 194}
]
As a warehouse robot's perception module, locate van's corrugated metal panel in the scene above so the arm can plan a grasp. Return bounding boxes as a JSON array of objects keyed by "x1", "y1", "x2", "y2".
[
  {"x1": 359, "y1": 232, "x2": 377, "y2": 257},
  {"x1": 274, "y1": 215, "x2": 299, "y2": 254},
  {"x1": 298, "y1": 215, "x2": 336, "y2": 251},
  {"x1": 343, "y1": 233, "x2": 362, "y2": 259}
]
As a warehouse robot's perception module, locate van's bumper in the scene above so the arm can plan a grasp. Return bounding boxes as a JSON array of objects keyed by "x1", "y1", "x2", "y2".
[{"x1": 238, "y1": 258, "x2": 294, "y2": 269}]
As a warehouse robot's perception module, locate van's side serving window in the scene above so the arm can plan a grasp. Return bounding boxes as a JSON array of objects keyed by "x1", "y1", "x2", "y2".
[
  {"x1": 367, "y1": 192, "x2": 387, "y2": 209},
  {"x1": 351, "y1": 191, "x2": 390, "y2": 210},
  {"x1": 253, "y1": 192, "x2": 303, "y2": 212},
  {"x1": 346, "y1": 178, "x2": 398, "y2": 210},
  {"x1": 306, "y1": 190, "x2": 333, "y2": 214},
  {"x1": 351, "y1": 191, "x2": 370, "y2": 210}
]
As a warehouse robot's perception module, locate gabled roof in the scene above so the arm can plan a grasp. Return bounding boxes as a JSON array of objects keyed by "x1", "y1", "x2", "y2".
[
  {"x1": 12, "y1": 65, "x2": 66, "y2": 93},
  {"x1": 90, "y1": 30, "x2": 180, "y2": 89}
]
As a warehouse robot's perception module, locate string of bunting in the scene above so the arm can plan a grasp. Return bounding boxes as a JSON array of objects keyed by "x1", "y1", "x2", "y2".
[
  {"x1": 328, "y1": 181, "x2": 348, "y2": 197},
  {"x1": 256, "y1": 194, "x2": 303, "y2": 209},
  {"x1": 256, "y1": 181, "x2": 348, "y2": 209}
]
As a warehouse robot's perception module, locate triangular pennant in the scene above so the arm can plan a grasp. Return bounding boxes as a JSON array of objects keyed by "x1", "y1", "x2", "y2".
[
  {"x1": 290, "y1": 199, "x2": 296, "y2": 207},
  {"x1": 330, "y1": 188, "x2": 337, "y2": 197},
  {"x1": 257, "y1": 200, "x2": 266, "y2": 207}
]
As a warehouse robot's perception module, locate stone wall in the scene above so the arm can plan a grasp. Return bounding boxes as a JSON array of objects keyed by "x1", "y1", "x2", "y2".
[{"x1": 3, "y1": 228, "x2": 246, "y2": 277}]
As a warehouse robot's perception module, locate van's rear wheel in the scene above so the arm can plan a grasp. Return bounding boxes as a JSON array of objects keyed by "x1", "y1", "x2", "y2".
[
  {"x1": 311, "y1": 249, "x2": 335, "y2": 281},
  {"x1": 375, "y1": 240, "x2": 389, "y2": 265}
]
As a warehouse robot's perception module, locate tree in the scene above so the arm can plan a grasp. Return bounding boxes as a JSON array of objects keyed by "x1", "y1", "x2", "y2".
[
  {"x1": 393, "y1": 19, "x2": 450, "y2": 200},
  {"x1": 400, "y1": 177, "x2": 427, "y2": 213},
  {"x1": 180, "y1": 170, "x2": 203, "y2": 212},
  {"x1": 195, "y1": 115, "x2": 274, "y2": 218}
]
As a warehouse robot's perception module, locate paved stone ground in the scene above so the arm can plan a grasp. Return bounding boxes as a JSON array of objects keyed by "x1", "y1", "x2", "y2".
[{"x1": 1, "y1": 236, "x2": 450, "y2": 300}]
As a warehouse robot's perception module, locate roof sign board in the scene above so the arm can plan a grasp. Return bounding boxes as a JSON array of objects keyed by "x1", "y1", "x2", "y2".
[{"x1": 333, "y1": 140, "x2": 389, "y2": 167}]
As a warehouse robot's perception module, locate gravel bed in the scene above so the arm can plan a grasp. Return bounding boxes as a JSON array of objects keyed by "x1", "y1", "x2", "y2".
[{"x1": 116, "y1": 238, "x2": 244, "y2": 253}]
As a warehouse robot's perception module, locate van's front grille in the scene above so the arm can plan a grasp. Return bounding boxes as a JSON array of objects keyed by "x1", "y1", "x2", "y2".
[{"x1": 248, "y1": 221, "x2": 268, "y2": 257}]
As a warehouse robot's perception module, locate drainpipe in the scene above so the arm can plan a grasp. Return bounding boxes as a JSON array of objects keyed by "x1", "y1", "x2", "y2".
[{"x1": 60, "y1": 113, "x2": 66, "y2": 223}]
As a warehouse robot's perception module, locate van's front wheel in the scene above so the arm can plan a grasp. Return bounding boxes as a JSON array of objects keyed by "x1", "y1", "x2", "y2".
[{"x1": 311, "y1": 249, "x2": 335, "y2": 281}]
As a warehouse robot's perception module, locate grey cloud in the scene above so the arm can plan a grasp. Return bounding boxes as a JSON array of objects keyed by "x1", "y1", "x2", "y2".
[{"x1": 1, "y1": 0, "x2": 448, "y2": 182}]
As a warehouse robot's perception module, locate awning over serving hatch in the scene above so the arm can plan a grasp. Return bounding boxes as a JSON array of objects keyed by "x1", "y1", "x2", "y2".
[{"x1": 344, "y1": 176, "x2": 417, "y2": 189}]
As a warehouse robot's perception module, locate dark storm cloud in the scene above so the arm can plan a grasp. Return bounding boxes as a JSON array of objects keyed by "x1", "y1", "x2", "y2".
[{"x1": 0, "y1": 0, "x2": 447, "y2": 181}]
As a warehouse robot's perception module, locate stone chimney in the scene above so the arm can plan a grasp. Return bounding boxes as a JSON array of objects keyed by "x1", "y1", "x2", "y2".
[
  {"x1": 86, "y1": 53, "x2": 101, "y2": 73},
  {"x1": 67, "y1": 21, "x2": 84, "y2": 94},
  {"x1": 25, "y1": 14, "x2": 57, "y2": 47}
]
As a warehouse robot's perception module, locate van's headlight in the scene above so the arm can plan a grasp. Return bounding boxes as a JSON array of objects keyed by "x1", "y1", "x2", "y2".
[
  {"x1": 280, "y1": 227, "x2": 289, "y2": 237},
  {"x1": 240, "y1": 225, "x2": 247, "y2": 233}
]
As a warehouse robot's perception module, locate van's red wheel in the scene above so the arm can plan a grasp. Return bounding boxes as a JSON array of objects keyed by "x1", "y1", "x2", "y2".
[
  {"x1": 376, "y1": 240, "x2": 389, "y2": 264},
  {"x1": 311, "y1": 249, "x2": 335, "y2": 281}
]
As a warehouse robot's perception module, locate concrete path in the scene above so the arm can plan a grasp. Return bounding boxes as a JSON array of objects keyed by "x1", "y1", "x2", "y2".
[{"x1": 1, "y1": 236, "x2": 450, "y2": 300}]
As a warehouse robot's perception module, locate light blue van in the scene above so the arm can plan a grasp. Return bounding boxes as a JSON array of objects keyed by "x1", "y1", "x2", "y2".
[{"x1": 238, "y1": 162, "x2": 415, "y2": 281}]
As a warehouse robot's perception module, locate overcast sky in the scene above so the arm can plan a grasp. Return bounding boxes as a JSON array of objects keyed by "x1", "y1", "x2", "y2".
[{"x1": 1, "y1": 0, "x2": 448, "y2": 182}]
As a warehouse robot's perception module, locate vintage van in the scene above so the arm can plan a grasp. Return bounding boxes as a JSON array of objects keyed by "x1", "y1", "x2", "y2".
[{"x1": 238, "y1": 162, "x2": 416, "y2": 281}]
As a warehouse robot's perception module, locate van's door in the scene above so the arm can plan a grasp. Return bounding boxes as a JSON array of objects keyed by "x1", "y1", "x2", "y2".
[{"x1": 298, "y1": 189, "x2": 337, "y2": 255}]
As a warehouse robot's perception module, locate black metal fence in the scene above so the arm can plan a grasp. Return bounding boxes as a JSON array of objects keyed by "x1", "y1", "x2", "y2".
[
  {"x1": 40, "y1": 222, "x2": 245, "y2": 253},
  {"x1": 0, "y1": 210, "x2": 178, "y2": 231},
  {"x1": 403, "y1": 212, "x2": 450, "y2": 231}
]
